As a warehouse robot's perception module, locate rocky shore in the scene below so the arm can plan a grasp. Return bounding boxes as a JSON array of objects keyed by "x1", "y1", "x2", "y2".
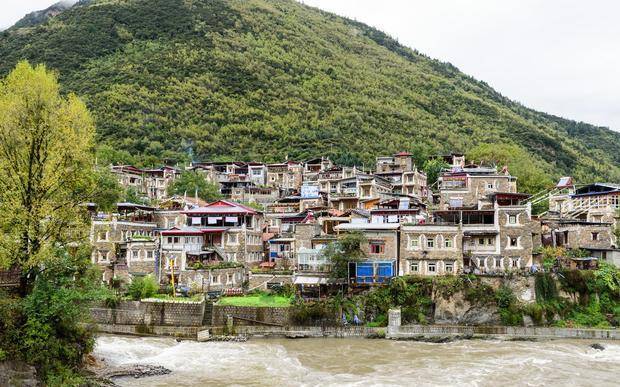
[{"x1": 87, "y1": 355, "x2": 171, "y2": 385}]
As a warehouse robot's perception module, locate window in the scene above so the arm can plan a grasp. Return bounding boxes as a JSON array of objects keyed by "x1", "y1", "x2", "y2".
[
  {"x1": 370, "y1": 240, "x2": 385, "y2": 254},
  {"x1": 495, "y1": 257, "x2": 503, "y2": 268},
  {"x1": 146, "y1": 250, "x2": 154, "y2": 259},
  {"x1": 98, "y1": 250, "x2": 109, "y2": 262},
  {"x1": 592, "y1": 232, "x2": 599, "y2": 241},
  {"x1": 445, "y1": 262, "x2": 454, "y2": 273},
  {"x1": 132, "y1": 250, "x2": 139, "y2": 259},
  {"x1": 227, "y1": 274, "x2": 234, "y2": 284},
  {"x1": 98, "y1": 231, "x2": 108, "y2": 241},
  {"x1": 410, "y1": 261, "x2": 419, "y2": 272},
  {"x1": 478, "y1": 238, "x2": 485, "y2": 245},
  {"x1": 487, "y1": 237, "x2": 494, "y2": 245},
  {"x1": 509, "y1": 215, "x2": 517, "y2": 224},
  {"x1": 409, "y1": 237, "x2": 419, "y2": 249},
  {"x1": 445, "y1": 238, "x2": 452, "y2": 248},
  {"x1": 510, "y1": 237, "x2": 518, "y2": 247},
  {"x1": 166, "y1": 236, "x2": 173, "y2": 244},
  {"x1": 428, "y1": 263, "x2": 436, "y2": 273},
  {"x1": 511, "y1": 258, "x2": 519, "y2": 268},
  {"x1": 486, "y1": 182, "x2": 494, "y2": 189},
  {"x1": 227, "y1": 234, "x2": 238, "y2": 244},
  {"x1": 478, "y1": 258, "x2": 486, "y2": 268},
  {"x1": 427, "y1": 238, "x2": 435, "y2": 249}
]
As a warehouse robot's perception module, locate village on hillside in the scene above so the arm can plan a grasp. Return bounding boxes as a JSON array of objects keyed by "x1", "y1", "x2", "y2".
[{"x1": 85, "y1": 151, "x2": 620, "y2": 297}]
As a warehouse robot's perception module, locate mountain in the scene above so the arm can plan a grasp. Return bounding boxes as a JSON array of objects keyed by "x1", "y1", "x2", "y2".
[
  {"x1": 9, "y1": 0, "x2": 80, "y2": 30},
  {"x1": 0, "y1": 0, "x2": 618, "y2": 190}
]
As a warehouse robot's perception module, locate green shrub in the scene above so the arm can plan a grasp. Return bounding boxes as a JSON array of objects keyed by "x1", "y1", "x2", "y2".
[
  {"x1": 127, "y1": 275, "x2": 159, "y2": 300},
  {"x1": 535, "y1": 273, "x2": 558, "y2": 302},
  {"x1": 495, "y1": 285, "x2": 516, "y2": 309}
]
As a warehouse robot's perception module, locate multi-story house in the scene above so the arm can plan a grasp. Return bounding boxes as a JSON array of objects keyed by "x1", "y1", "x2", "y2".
[
  {"x1": 438, "y1": 165, "x2": 517, "y2": 210},
  {"x1": 369, "y1": 197, "x2": 426, "y2": 224},
  {"x1": 400, "y1": 194, "x2": 536, "y2": 276},
  {"x1": 266, "y1": 161, "x2": 303, "y2": 191},
  {"x1": 110, "y1": 165, "x2": 179, "y2": 201},
  {"x1": 329, "y1": 173, "x2": 393, "y2": 211},
  {"x1": 375, "y1": 152, "x2": 428, "y2": 199},
  {"x1": 90, "y1": 203, "x2": 159, "y2": 283},
  {"x1": 111, "y1": 165, "x2": 144, "y2": 193},
  {"x1": 549, "y1": 182, "x2": 620, "y2": 222},
  {"x1": 142, "y1": 166, "x2": 179, "y2": 200},
  {"x1": 334, "y1": 222, "x2": 400, "y2": 285},
  {"x1": 181, "y1": 200, "x2": 264, "y2": 265},
  {"x1": 302, "y1": 157, "x2": 333, "y2": 182}
]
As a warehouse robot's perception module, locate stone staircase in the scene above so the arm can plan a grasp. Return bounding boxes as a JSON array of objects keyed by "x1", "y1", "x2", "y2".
[{"x1": 203, "y1": 300, "x2": 214, "y2": 326}]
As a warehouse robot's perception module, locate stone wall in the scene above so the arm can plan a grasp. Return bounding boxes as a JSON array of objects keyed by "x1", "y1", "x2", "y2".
[
  {"x1": 93, "y1": 323, "x2": 201, "y2": 338},
  {"x1": 387, "y1": 322, "x2": 619, "y2": 340},
  {"x1": 211, "y1": 304, "x2": 290, "y2": 326},
  {"x1": 89, "y1": 299, "x2": 205, "y2": 327},
  {"x1": 248, "y1": 273, "x2": 293, "y2": 290}
]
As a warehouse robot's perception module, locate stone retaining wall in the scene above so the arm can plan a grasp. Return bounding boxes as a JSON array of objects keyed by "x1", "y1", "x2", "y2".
[
  {"x1": 211, "y1": 304, "x2": 290, "y2": 326},
  {"x1": 89, "y1": 299, "x2": 205, "y2": 327},
  {"x1": 230, "y1": 325, "x2": 381, "y2": 338},
  {"x1": 93, "y1": 323, "x2": 201, "y2": 338},
  {"x1": 389, "y1": 324, "x2": 619, "y2": 340},
  {"x1": 387, "y1": 308, "x2": 618, "y2": 340}
]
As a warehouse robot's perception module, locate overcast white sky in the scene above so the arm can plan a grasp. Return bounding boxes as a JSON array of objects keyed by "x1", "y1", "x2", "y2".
[{"x1": 2, "y1": 1, "x2": 620, "y2": 131}]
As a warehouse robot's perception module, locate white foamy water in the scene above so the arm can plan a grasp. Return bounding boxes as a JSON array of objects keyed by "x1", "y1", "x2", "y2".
[{"x1": 93, "y1": 335, "x2": 620, "y2": 386}]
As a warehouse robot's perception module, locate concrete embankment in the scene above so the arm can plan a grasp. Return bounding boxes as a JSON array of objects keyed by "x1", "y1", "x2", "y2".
[
  {"x1": 92, "y1": 322, "x2": 618, "y2": 341},
  {"x1": 88, "y1": 301, "x2": 618, "y2": 341}
]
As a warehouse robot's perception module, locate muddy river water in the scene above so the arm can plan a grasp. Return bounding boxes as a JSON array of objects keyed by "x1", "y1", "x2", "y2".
[{"x1": 94, "y1": 335, "x2": 620, "y2": 386}]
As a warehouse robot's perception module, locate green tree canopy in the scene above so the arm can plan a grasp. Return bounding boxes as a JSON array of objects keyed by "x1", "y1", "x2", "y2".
[
  {"x1": 322, "y1": 231, "x2": 367, "y2": 279},
  {"x1": 0, "y1": 61, "x2": 96, "y2": 286},
  {"x1": 467, "y1": 143, "x2": 554, "y2": 194},
  {"x1": 423, "y1": 158, "x2": 450, "y2": 188},
  {"x1": 167, "y1": 171, "x2": 222, "y2": 202}
]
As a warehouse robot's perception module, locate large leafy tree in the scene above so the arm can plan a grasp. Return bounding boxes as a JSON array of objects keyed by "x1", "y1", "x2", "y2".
[
  {"x1": 322, "y1": 231, "x2": 367, "y2": 279},
  {"x1": 0, "y1": 61, "x2": 96, "y2": 293},
  {"x1": 167, "y1": 171, "x2": 222, "y2": 202},
  {"x1": 467, "y1": 143, "x2": 554, "y2": 194}
]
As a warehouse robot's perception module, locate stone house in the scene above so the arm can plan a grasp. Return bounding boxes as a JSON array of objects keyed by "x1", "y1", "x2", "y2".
[
  {"x1": 401, "y1": 201, "x2": 536, "y2": 276},
  {"x1": 266, "y1": 161, "x2": 303, "y2": 191},
  {"x1": 400, "y1": 224, "x2": 462, "y2": 276},
  {"x1": 438, "y1": 166, "x2": 517, "y2": 210},
  {"x1": 110, "y1": 165, "x2": 179, "y2": 201},
  {"x1": 90, "y1": 211, "x2": 158, "y2": 283},
  {"x1": 180, "y1": 200, "x2": 264, "y2": 267},
  {"x1": 177, "y1": 265, "x2": 246, "y2": 293},
  {"x1": 374, "y1": 152, "x2": 428, "y2": 199},
  {"x1": 334, "y1": 222, "x2": 400, "y2": 285}
]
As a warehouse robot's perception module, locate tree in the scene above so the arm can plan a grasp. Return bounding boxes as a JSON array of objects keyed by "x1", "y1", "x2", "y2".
[
  {"x1": 167, "y1": 171, "x2": 222, "y2": 202},
  {"x1": 0, "y1": 61, "x2": 96, "y2": 293},
  {"x1": 322, "y1": 231, "x2": 367, "y2": 279},
  {"x1": 92, "y1": 168, "x2": 123, "y2": 212},
  {"x1": 423, "y1": 158, "x2": 449, "y2": 189},
  {"x1": 467, "y1": 143, "x2": 553, "y2": 194}
]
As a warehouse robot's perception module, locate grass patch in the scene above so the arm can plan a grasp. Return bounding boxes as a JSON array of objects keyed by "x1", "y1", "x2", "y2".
[{"x1": 218, "y1": 294, "x2": 292, "y2": 307}]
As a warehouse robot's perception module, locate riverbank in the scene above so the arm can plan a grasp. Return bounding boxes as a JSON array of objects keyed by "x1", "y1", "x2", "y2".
[{"x1": 91, "y1": 322, "x2": 619, "y2": 341}]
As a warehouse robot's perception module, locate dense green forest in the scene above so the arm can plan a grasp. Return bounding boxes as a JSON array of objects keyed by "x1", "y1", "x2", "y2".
[{"x1": 1, "y1": 0, "x2": 619, "y2": 191}]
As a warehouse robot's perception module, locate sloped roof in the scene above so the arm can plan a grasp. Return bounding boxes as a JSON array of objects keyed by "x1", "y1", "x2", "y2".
[{"x1": 183, "y1": 200, "x2": 258, "y2": 215}]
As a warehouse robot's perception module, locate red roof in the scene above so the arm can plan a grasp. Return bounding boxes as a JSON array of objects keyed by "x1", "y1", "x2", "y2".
[
  {"x1": 162, "y1": 227, "x2": 227, "y2": 235},
  {"x1": 183, "y1": 200, "x2": 258, "y2": 215},
  {"x1": 394, "y1": 151, "x2": 412, "y2": 157}
]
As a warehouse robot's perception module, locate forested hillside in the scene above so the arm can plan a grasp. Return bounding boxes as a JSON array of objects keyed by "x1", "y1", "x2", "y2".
[{"x1": 1, "y1": 0, "x2": 618, "y2": 192}]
